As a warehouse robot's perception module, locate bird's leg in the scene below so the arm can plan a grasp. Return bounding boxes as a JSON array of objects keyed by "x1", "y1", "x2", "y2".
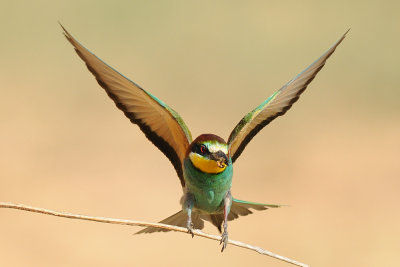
[
  {"x1": 186, "y1": 208, "x2": 194, "y2": 238},
  {"x1": 220, "y1": 191, "x2": 232, "y2": 252},
  {"x1": 184, "y1": 192, "x2": 195, "y2": 238}
]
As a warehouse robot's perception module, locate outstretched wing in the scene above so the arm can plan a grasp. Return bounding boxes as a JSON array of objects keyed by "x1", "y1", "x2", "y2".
[
  {"x1": 228, "y1": 30, "x2": 349, "y2": 163},
  {"x1": 61, "y1": 25, "x2": 192, "y2": 186}
]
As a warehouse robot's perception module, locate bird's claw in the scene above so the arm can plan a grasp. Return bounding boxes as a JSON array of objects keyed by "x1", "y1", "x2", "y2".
[
  {"x1": 220, "y1": 231, "x2": 228, "y2": 252},
  {"x1": 187, "y1": 228, "x2": 194, "y2": 238},
  {"x1": 187, "y1": 221, "x2": 194, "y2": 238}
]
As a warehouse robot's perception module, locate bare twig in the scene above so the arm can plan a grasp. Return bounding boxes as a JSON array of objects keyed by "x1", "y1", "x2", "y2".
[{"x1": 0, "y1": 202, "x2": 309, "y2": 267}]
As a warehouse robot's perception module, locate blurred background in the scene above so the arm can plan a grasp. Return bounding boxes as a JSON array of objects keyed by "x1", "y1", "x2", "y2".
[{"x1": 1, "y1": 1, "x2": 399, "y2": 266}]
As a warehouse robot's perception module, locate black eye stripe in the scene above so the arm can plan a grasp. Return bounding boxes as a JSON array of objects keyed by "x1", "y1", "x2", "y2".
[{"x1": 192, "y1": 143, "x2": 209, "y2": 155}]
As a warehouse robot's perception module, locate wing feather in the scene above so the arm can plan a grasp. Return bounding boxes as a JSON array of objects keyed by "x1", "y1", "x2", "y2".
[
  {"x1": 228, "y1": 30, "x2": 349, "y2": 162},
  {"x1": 61, "y1": 25, "x2": 192, "y2": 186}
]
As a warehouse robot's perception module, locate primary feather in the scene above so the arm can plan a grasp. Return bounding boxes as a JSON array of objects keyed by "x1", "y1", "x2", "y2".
[
  {"x1": 61, "y1": 25, "x2": 192, "y2": 186},
  {"x1": 228, "y1": 30, "x2": 349, "y2": 163}
]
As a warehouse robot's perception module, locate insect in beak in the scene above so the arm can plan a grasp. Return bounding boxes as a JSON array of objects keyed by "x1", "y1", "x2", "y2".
[{"x1": 217, "y1": 159, "x2": 226, "y2": 168}]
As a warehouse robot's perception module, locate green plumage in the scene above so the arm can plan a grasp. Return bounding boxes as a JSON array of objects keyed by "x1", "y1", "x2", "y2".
[
  {"x1": 137, "y1": 134, "x2": 281, "y2": 237},
  {"x1": 183, "y1": 157, "x2": 233, "y2": 213}
]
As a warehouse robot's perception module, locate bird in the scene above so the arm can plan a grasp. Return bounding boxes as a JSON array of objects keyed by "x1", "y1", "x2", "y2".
[{"x1": 61, "y1": 24, "x2": 348, "y2": 251}]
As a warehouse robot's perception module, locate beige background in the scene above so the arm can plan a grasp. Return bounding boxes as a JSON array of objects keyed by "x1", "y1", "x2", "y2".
[{"x1": 1, "y1": 1, "x2": 399, "y2": 266}]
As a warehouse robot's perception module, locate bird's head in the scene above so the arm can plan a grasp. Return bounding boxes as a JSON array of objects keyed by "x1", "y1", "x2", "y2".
[{"x1": 187, "y1": 134, "x2": 230, "y2": 174}]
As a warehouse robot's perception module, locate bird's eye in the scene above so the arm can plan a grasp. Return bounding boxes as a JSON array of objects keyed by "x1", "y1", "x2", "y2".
[{"x1": 200, "y1": 144, "x2": 207, "y2": 154}]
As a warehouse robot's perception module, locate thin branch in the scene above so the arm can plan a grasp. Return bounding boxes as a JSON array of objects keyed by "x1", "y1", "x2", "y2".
[{"x1": 0, "y1": 202, "x2": 309, "y2": 267}]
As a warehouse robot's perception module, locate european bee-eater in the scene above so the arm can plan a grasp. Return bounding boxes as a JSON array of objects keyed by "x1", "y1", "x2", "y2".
[{"x1": 62, "y1": 25, "x2": 347, "y2": 251}]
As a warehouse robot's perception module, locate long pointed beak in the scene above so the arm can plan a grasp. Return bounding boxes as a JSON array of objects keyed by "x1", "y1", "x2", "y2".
[{"x1": 210, "y1": 151, "x2": 229, "y2": 168}]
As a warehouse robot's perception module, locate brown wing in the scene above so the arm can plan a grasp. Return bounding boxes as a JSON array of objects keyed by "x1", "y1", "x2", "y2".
[
  {"x1": 61, "y1": 25, "x2": 192, "y2": 186},
  {"x1": 228, "y1": 30, "x2": 349, "y2": 163}
]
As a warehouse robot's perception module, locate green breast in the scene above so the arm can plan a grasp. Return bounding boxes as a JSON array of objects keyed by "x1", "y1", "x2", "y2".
[{"x1": 183, "y1": 158, "x2": 233, "y2": 213}]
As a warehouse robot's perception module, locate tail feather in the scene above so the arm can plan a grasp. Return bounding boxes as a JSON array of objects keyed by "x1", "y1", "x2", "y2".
[
  {"x1": 229, "y1": 198, "x2": 282, "y2": 221},
  {"x1": 136, "y1": 210, "x2": 204, "y2": 234},
  {"x1": 232, "y1": 198, "x2": 282, "y2": 210},
  {"x1": 225, "y1": 198, "x2": 282, "y2": 227},
  {"x1": 208, "y1": 214, "x2": 224, "y2": 233},
  {"x1": 202, "y1": 198, "x2": 282, "y2": 233},
  {"x1": 136, "y1": 199, "x2": 282, "y2": 234}
]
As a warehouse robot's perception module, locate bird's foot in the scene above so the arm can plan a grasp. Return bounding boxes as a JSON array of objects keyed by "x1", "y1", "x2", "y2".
[
  {"x1": 186, "y1": 220, "x2": 194, "y2": 238},
  {"x1": 220, "y1": 230, "x2": 228, "y2": 252}
]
